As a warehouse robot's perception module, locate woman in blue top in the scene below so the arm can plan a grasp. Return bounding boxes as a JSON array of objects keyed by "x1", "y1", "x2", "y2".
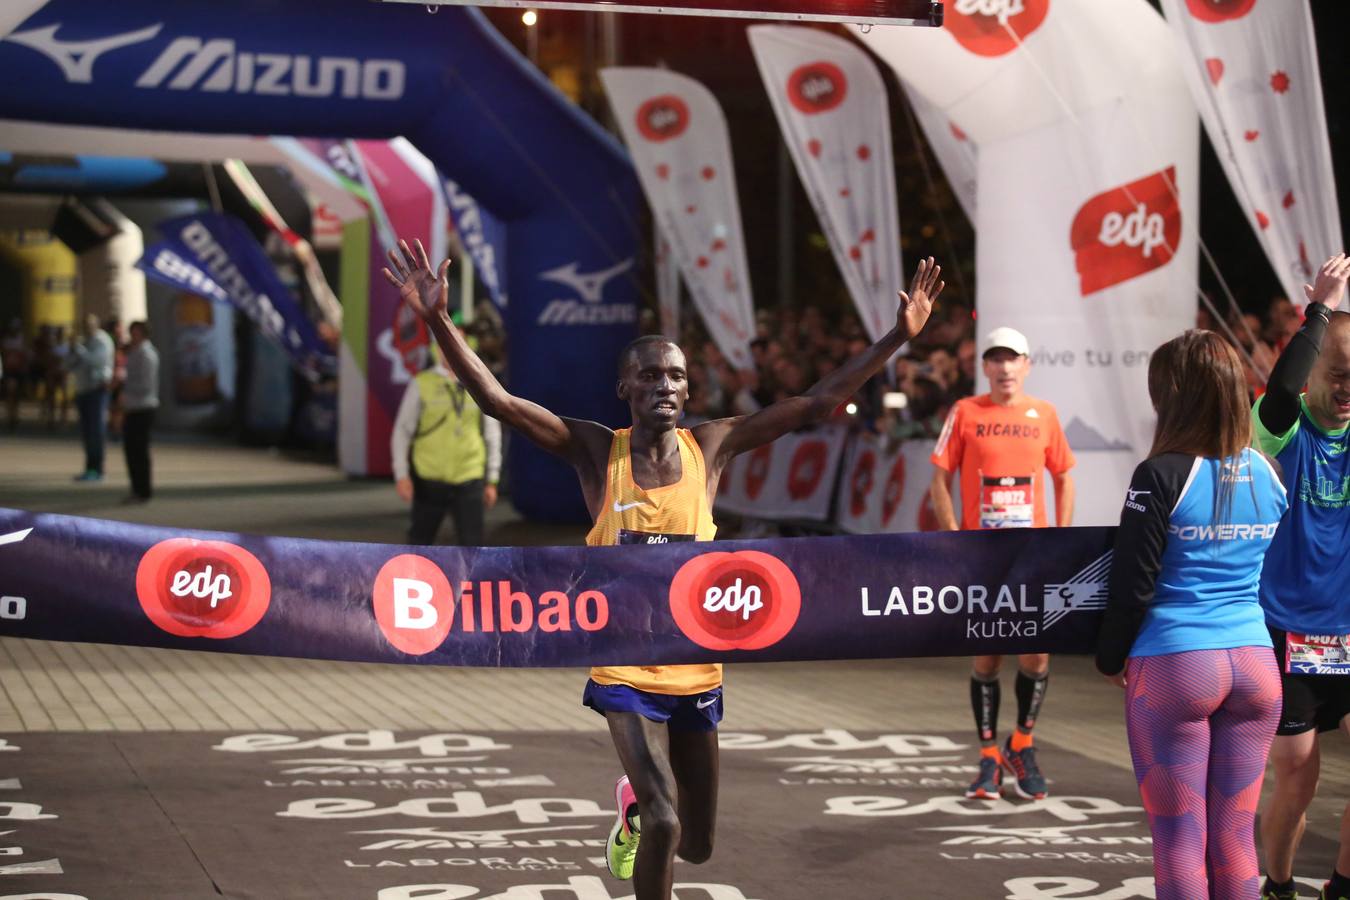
[{"x1": 1096, "y1": 329, "x2": 1288, "y2": 900}]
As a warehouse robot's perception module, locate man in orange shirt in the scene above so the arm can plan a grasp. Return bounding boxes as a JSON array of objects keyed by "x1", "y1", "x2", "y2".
[{"x1": 929, "y1": 326, "x2": 1075, "y2": 801}]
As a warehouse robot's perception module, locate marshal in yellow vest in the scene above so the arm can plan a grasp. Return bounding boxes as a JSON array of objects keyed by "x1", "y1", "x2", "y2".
[
  {"x1": 411, "y1": 369, "x2": 487, "y2": 485},
  {"x1": 587, "y1": 427, "x2": 721, "y2": 695}
]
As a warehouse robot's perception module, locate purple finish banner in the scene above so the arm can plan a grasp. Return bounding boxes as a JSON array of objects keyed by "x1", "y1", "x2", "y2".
[{"x1": 0, "y1": 509, "x2": 1113, "y2": 667}]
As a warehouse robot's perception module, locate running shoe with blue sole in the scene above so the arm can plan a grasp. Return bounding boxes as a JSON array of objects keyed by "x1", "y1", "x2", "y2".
[{"x1": 606, "y1": 775, "x2": 640, "y2": 880}]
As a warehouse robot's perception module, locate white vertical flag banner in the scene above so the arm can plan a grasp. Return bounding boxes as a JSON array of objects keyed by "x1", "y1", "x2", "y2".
[
  {"x1": 903, "y1": 84, "x2": 978, "y2": 222},
  {"x1": 1160, "y1": 0, "x2": 1341, "y2": 305},
  {"x1": 655, "y1": 225, "x2": 681, "y2": 338},
  {"x1": 748, "y1": 25, "x2": 903, "y2": 344},
  {"x1": 860, "y1": 0, "x2": 1200, "y2": 526},
  {"x1": 602, "y1": 67, "x2": 755, "y2": 370}
]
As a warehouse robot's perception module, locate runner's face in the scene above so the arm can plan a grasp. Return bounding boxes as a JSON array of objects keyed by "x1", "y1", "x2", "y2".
[
  {"x1": 1308, "y1": 323, "x2": 1350, "y2": 427},
  {"x1": 620, "y1": 343, "x2": 688, "y2": 430},
  {"x1": 982, "y1": 349, "x2": 1029, "y2": 401}
]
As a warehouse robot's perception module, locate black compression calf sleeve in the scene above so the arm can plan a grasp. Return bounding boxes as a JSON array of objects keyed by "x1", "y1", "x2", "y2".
[
  {"x1": 970, "y1": 675, "x2": 1000, "y2": 744},
  {"x1": 1015, "y1": 669, "x2": 1049, "y2": 731},
  {"x1": 1261, "y1": 303, "x2": 1334, "y2": 435}
]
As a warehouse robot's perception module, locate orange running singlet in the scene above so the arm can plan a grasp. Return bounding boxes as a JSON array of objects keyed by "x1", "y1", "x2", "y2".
[
  {"x1": 587, "y1": 427, "x2": 721, "y2": 695},
  {"x1": 931, "y1": 394, "x2": 1075, "y2": 530}
]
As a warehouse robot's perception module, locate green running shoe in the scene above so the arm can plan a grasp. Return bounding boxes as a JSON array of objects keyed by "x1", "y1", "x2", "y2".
[{"x1": 606, "y1": 775, "x2": 640, "y2": 880}]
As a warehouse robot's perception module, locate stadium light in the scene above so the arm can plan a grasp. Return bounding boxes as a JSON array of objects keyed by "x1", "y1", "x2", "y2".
[{"x1": 395, "y1": 0, "x2": 942, "y2": 27}]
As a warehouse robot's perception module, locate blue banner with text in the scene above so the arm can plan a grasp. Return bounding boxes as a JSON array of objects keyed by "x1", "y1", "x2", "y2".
[{"x1": 0, "y1": 510, "x2": 1114, "y2": 667}]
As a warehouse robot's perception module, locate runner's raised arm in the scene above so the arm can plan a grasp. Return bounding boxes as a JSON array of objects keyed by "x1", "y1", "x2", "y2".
[{"x1": 382, "y1": 239, "x2": 611, "y2": 472}]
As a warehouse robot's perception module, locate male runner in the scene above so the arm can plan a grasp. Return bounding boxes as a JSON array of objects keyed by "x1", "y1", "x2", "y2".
[
  {"x1": 929, "y1": 326, "x2": 1075, "y2": 801},
  {"x1": 384, "y1": 238, "x2": 941, "y2": 900},
  {"x1": 1253, "y1": 252, "x2": 1350, "y2": 900}
]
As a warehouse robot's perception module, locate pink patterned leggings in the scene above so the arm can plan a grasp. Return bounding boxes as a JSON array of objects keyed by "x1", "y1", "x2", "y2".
[{"x1": 1124, "y1": 647, "x2": 1281, "y2": 900}]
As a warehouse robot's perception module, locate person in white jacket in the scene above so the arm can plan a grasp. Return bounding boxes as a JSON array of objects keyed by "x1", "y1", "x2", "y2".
[
  {"x1": 121, "y1": 321, "x2": 160, "y2": 502},
  {"x1": 68, "y1": 314, "x2": 114, "y2": 482}
]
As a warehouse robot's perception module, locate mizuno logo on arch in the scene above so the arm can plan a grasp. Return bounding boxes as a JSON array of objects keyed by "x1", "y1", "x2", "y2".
[{"x1": 4, "y1": 25, "x2": 405, "y2": 101}]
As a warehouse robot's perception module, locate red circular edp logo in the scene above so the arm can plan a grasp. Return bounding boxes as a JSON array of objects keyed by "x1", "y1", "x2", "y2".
[
  {"x1": 744, "y1": 445, "x2": 772, "y2": 500},
  {"x1": 945, "y1": 0, "x2": 1050, "y2": 58},
  {"x1": 669, "y1": 551, "x2": 801, "y2": 651},
  {"x1": 372, "y1": 554, "x2": 454, "y2": 656},
  {"x1": 136, "y1": 538, "x2": 271, "y2": 639},
  {"x1": 881, "y1": 453, "x2": 907, "y2": 526},
  {"x1": 850, "y1": 450, "x2": 877, "y2": 518},
  {"x1": 1185, "y1": 0, "x2": 1256, "y2": 22},
  {"x1": 787, "y1": 62, "x2": 848, "y2": 115},
  {"x1": 636, "y1": 95, "x2": 690, "y2": 142},
  {"x1": 787, "y1": 440, "x2": 828, "y2": 500}
]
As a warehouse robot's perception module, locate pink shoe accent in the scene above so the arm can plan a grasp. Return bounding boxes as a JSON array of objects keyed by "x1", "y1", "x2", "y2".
[{"x1": 615, "y1": 775, "x2": 637, "y2": 839}]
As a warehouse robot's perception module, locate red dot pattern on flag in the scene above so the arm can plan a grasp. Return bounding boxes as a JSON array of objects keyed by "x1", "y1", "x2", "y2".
[
  {"x1": 1244, "y1": 130, "x2": 1259, "y2": 142},
  {"x1": 655, "y1": 164, "x2": 670, "y2": 180},
  {"x1": 1282, "y1": 190, "x2": 1295, "y2": 209},
  {"x1": 807, "y1": 139, "x2": 822, "y2": 159},
  {"x1": 950, "y1": 122, "x2": 968, "y2": 142},
  {"x1": 701, "y1": 166, "x2": 716, "y2": 181},
  {"x1": 686, "y1": 205, "x2": 697, "y2": 214},
  {"x1": 697, "y1": 257, "x2": 708, "y2": 268},
  {"x1": 857, "y1": 145, "x2": 871, "y2": 161},
  {"x1": 1255, "y1": 210, "x2": 1270, "y2": 229},
  {"x1": 1271, "y1": 71, "x2": 1291, "y2": 94},
  {"x1": 1205, "y1": 58, "x2": 1224, "y2": 86}
]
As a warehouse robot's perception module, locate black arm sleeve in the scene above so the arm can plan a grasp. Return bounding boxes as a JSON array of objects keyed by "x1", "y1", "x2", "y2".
[
  {"x1": 1259, "y1": 303, "x2": 1333, "y2": 435},
  {"x1": 1094, "y1": 454, "x2": 1191, "y2": 676}
]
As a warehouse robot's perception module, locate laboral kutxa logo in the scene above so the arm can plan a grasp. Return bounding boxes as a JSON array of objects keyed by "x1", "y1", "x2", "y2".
[
  {"x1": 372, "y1": 554, "x2": 609, "y2": 656},
  {"x1": 669, "y1": 551, "x2": 801, "y2": 651},
  {"x1": 861, "y1": 550, "x2": 1110, "y2": 638},
  {"x1": 136, "y1": 538, "x2": 271, "y2": 638}
]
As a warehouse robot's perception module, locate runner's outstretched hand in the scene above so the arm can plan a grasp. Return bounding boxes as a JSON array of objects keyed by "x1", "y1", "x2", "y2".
[
  {"x1": 1304, "y1": 252, "x2": 1350, "y2": 309},
  {"x1": 898, "y1": 256, "x2": 944, "y2": 340},
  {"x1": 382, "y1": 238, "x2": 449, "y2": 322}
]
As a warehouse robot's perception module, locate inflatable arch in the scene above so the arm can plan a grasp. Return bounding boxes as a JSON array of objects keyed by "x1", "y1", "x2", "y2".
[{"x1": 0, "y1": 0, "x2": 641, "y2": 521}]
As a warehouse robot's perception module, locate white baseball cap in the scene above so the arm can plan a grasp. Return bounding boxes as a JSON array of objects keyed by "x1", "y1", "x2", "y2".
[{"x1": 984, "y1": 326, "x2": 1030, "y2": 358}]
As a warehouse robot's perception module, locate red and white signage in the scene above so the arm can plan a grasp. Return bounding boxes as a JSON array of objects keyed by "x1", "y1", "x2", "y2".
[
  {"x1": 1070, "y1": 167, "x2": 1183, "y2": 296},
  {"x1": 859, "y1": 0, "x2": 1200, "y2": 525},
  {"x1": 716, "y1": 427, "x2": 848, "y2": 522},
  {"x1": 834, "y1": 435, "x2": 956, "y2": 534},
  {"x1": 602, "y1": 68, "x2": 756, "y2": 370},
  {"x1": 1161, "y1": 0, "x2": 1341, "y2": 305},
  {"x1": 749, "y1": 26, "x2": 904, "y2": 344},
  {"x1": 668, "y1": 551, "x2": 801, "y2": 651},
  {"x1": 136, "y1": 539, "x2": 272, "y2": 640},
  {"x1": 944, "y1": 0, "x2": 1050, "y2": 58}
]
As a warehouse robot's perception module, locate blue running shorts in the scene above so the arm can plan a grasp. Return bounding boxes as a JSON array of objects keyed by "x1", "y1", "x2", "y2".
[{"x1": 581, "y1": 680, "x2": 723, "y2": 732}]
